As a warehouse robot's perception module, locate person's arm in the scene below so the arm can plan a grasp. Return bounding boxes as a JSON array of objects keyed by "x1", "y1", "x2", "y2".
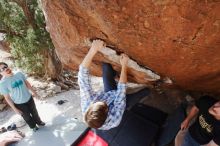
[
  {"x1": 119, "y1": 64, "x2": 127, "y2": 84},
  {"x1": 1, "y1": 137, "x2": 22, "y2": 146},
  {"x1": 181, "y1": 105, "x2": 199, "y2": 130},
  {"x1": 81, "y1": 40, "x2": 105, "y2": 69},
  {"x1": 0, "y1": 130, "x2": 23, "y2": 146},
  {"x1": 119, "y1": 54, "x2": 128, "y2": 84},
  {"x1": 114, "y1": 54, "x2": 129, "y2": 104},
  {"x1": 4, "y1": 95, "x2": 22, "y2": 115},
  {"x1": 25, "y1": 80, "x2": 39, "y2": 98},
  {"x1": 206, "y1": 140, "x2": 218, "y2": 146},
  {"x1": 78, "y1": 40, "x2": 105, "y2": 113},
  {"x1": 107, "y1": 54, "x2": 129, "y2": 129},
  {"x1": 208, "y1": 125, "x2": 220, "y2": 146}
]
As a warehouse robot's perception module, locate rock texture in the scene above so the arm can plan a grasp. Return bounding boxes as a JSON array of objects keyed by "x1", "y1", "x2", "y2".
[{"x1": 40, "y1": 0, "x2": 220, "y2": 93}]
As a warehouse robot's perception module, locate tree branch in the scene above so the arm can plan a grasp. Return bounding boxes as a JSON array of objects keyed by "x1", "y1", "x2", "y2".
[
  {"x1": 0, "y1": 29, "x2": 22, "y2": 37},
  {"x1": 9, "y1": 0, "x2": 37, "y2": 29}
]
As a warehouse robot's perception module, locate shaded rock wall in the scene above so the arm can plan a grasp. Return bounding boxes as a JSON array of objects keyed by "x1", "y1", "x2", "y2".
[{"x1": 40, "y1": 0, "x2": 220, "y2": 93}]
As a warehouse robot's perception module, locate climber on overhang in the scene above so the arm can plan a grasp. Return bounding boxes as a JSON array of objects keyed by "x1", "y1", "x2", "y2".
[{"x1": 77, "y1": 39, "x2": 149, "y2": 130}]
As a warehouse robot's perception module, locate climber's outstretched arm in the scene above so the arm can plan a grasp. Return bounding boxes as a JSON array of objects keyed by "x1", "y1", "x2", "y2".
[{"x1": 81, "y1": 40, "x2": 105, "y2": 69}]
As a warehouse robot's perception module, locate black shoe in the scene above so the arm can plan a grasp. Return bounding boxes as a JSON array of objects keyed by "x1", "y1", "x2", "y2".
[
  {"x1": 32, "y1": 126, "x2": 39, "y2": 132},
  {"x1": 37, "y1": 121, "x2": 45, "y2": 126},
  {"x1": 7, "y1": 123, "x2": 17, "y2": 131}
]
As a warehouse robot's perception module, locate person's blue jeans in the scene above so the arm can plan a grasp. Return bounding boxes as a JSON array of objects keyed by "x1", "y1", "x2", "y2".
[
  {"x1": 102, "y1": 63, "x2": 150, "y2": 109},
  {"x1": 182, "y1": 131, "x2": 200, "y2": 146}
]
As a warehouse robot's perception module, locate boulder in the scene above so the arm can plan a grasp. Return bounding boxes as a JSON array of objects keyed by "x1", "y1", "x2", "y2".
[{"x1": 40, "y1": 0, "x2": 220, "y2": 93}]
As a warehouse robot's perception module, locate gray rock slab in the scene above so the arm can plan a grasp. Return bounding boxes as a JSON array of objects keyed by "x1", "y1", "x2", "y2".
[{"x1": 13, "y1": 117, "x2": 87, "y2": 146}]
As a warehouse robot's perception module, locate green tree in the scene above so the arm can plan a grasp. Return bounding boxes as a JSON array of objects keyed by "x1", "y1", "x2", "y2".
[{"x1": 0, "y1": 0, "x2": 61, "y2": 78}]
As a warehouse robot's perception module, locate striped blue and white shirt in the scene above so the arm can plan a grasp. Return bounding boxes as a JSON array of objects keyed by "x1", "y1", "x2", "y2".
[{"x1": 78, "y1": 65, "x2": 126, "y2": 130}]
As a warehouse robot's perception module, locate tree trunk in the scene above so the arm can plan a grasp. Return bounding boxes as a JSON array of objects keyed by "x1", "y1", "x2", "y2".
[
  {"x1": 44, "y1": 48, "x2": 62, "y2": 80},
  {"x1": 11, "y1": 0, "x2": 37, "y2": 29}
]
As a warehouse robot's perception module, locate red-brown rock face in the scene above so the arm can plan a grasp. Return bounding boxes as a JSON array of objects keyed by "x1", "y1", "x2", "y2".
[{"x1": 40, "y1": 0, "x2": 220, "y2": 93}]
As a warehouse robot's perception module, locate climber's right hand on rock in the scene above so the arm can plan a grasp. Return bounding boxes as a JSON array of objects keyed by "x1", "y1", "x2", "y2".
[{"x1": 90, "y1": 40, "x2": 105, "y2": 54}]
